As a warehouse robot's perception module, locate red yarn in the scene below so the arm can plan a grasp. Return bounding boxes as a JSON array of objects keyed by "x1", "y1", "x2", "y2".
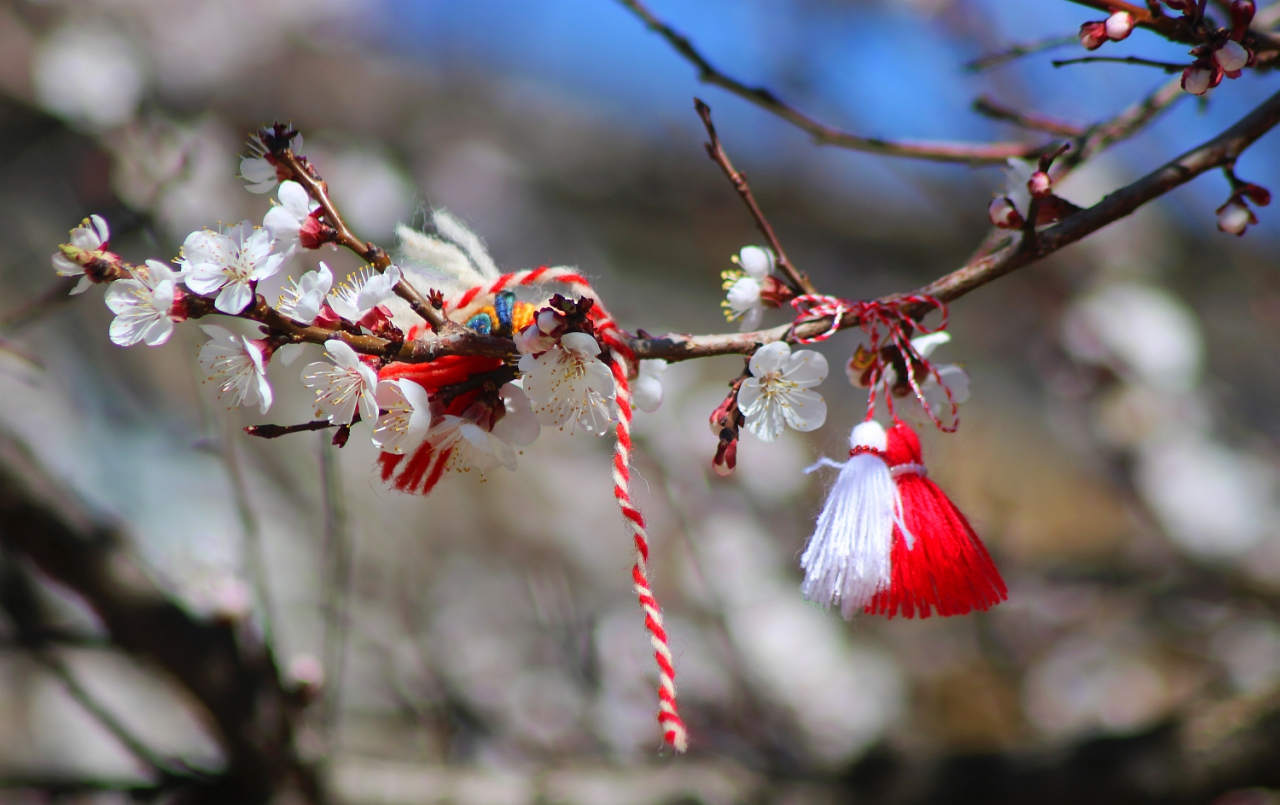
[{"x1": 864, "y1": 422, "x2": 1007, "y2": 618}]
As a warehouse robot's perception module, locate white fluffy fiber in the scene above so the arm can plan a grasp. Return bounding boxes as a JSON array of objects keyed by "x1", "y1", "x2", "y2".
[
  {"x1": 395, "y1": 209, "x2": 499, "y2": 295},
  {"x1": 800, "y1": 420, "x2": 899, "y2": 619}
]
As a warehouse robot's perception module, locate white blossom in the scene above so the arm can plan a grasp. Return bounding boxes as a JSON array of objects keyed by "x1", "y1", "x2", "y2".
[
  {"x1": 425, "y1": 383, "x2": 540, "y2": 474},
  {"x1": 373, "y1": 378, "x2": 432, "y2": 454},
  {"x1": 277, "y1": 262, "x2": 334, "y2": 325},
  {"x1": 632, "y1": 359, "x2": 667, "y2": 413},
  {"x1": 301, "y1": 339, "x2": 379, "y2": 425},
  {"x1": 263, "y1": 180, "x2": 320, "y2": 255},
  {"x1": 197, "y1": 325, "x2": 272, "y2": 413},
  {"x1": 181, "y1": 221, "x2": 284, "y2": 314},
  {"x1": 239, "y1": 133, "x2": 301, "y2": 194},
  {"x1": 739, "y1": 341, "x2": 828, "y2": 441},
  {"x1": 722, "y1": 245, "x2": 774, "y2": 331},
  {"x1": 327, "y1": 265, "x2": 402, "y2": 322},
  {"x1": 104, "y1": 260, "x2": 178, "y2": 347},
  {"x1": 52, "y1": 214, "x2": 110, "y2": 295},
  {"x1": 518, "y1": 331, "x2": 617, "y2": 435}
]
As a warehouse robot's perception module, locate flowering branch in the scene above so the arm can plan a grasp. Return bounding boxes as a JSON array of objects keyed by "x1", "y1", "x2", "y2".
[
  {"x1": 636, "y1": 88, "x2": 1280, "y2": 360},
  {"x1": 271, "y1": 147, "x2": 449, "y2": 333},
  {"x1": 616, "y1": 0, "x2": 1045, "y2": 165}
]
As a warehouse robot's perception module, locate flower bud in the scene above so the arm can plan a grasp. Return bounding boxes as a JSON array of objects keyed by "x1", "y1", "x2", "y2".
[
  {"x1": 1105, "y1": 11, "x2": 1134, "y2": 41},
  {"x1": 736, "y1": 245, "x2": 775, "y2": 280},
  {"x1": 1079, "y1": 20, "x2": 1108, "y2": 50},
  {"x1": 1181, "y1": 65, "x2": 1213, "y2": 95},
  {"x1": 988, "y1": 196, "x2": 1024, "y2": 229},
  {"x1": 1240, "y1": 182, "x2": 1271, "y2": 207},
  {"x1": 1214, "y1": 40, "x2": 1250, "y2": 72},
  {"x1": 1216, "y1": 199, "x2": 1255, "y2": 235},
  {"x1": 1028, "y1": 171, "x2": 1053, "y2": 198},
  {"x1": 1231, "y1": 0, "x2": 1256, "y2": 38}
]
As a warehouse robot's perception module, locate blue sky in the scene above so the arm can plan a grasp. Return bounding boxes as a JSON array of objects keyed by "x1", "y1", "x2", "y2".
[{"x1": 379, "y1": 0, "x2": 1280, "y2": 238}]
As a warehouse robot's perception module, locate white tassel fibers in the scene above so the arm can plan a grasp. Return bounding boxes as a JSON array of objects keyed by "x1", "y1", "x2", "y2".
[{"x1": 800, "y1": 420, "x2": 904, "y2": 619}]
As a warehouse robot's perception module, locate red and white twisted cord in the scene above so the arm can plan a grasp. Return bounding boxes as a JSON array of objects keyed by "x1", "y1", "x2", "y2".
[
  {"x1": 444, "y1": 266, "x2": 597, "y2": 312},
  {"x1": 448, "y1": 269, "x2": 687, "y2": 751},
  {"x1": 601, "y1": 331, "x2": 688, "y2": 753}
]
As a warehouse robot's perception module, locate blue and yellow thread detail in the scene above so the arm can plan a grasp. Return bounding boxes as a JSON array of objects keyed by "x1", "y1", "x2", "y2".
[{"x1": 464, "y1": 291, "x2": 536, "y2": 337}]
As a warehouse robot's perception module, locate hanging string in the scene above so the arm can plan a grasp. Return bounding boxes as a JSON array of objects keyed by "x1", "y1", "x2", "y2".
[{"x1": 789, "y1": 294, "x2": 958, "y2": 432}]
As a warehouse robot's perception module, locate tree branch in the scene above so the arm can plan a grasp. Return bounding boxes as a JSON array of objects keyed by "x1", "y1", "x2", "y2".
[
  {"x1": 616, "y1": 0, "x2": 1046, "y2": 165},
  {"x1": 273, "y1": 149, "x2": 449, "y2": 333},
  {"x1": 633, "y1": 88, "x2": 1280, "y2": 359},
  {"x1": 694, "y1": 98, "x2": 815, "y2": 295},
  {"x1": 0, "y1": 432, "x2": 322, "y2": 805}
]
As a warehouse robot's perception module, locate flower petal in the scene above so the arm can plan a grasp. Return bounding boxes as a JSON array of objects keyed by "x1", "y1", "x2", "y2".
[
  {"x1": 782, "y1": 389, "x2": 826, "y2": 432},
  {"x1": 749, "y1": 341, "x2": 790, "y2": 377},
  {"x1": 783, "y1": 349, "x2": 829, "y2": 386},
  {"x1": 215, "y1": 281, "x2": 254, "y2": 314}
]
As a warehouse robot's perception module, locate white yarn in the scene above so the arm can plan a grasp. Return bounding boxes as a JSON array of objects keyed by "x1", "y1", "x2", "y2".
[
  {"x1": 432, "y1": 209, "x2": 500, "y2": 281},
  {"x1": 394, "y1": 223, "x2": 486, "y2": 294},
  {"x1": 800, "y1": 420, "x2": 901, "y2": 619}
]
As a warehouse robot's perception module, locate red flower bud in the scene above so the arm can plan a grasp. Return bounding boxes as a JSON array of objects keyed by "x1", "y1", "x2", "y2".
[
  {"x1": 1028, "y1": 171, "x2": 1053, "y2": 198},
  {"x1": 1079, "y1": 20, "x2": 1108, "y2": 50},
  {"x1": 988, "y1": 197, "x2": 1024, "y2": 229},
  {"x1": 1231, "y1": 0, "x2": 1256, "y2": 39},
  {"x1": 1241, "y1": 182, "x2": 1271, "y2": 207}
]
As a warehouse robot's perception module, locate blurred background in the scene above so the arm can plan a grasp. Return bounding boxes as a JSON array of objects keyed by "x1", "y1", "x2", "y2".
[{"x1": 1, "y1": 0, "x2": 1280, "y2": 803}]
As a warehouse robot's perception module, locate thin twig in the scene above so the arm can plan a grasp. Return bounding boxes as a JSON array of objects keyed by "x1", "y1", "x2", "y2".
[
  {"x1": 245, "y1": 419, "x2": 340, "y2": 439},
  {"x1": 694, "y1": 98, "x2": 815, "y2": 296},
  {"x1": 964, "y1": 34, "x2": 1079, "y2": 72},
  {"x1": 617, "y1": 0, "x2": 1044, "y2": 165},
  {"x1": 974, "y1": 96, "x2": 1088, "y2": 137},
  {"x1": 37, "y1": 650, "x2": 204, "y2": 779},
  {"x1": 1053, "y1": 55, "x2": 1189, "y2": 71},
  {"x1": 274, "y1": 149, "x2": 449, "y2": 333}
]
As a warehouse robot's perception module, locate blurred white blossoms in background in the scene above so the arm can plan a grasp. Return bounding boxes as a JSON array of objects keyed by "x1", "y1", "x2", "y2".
[
  {"x1": 105, "y1": 260, "x2": 178, "y2": 347},
  {"x1": 182, "y1": 221, "x2": 284, "y2": 314},
  {"x1": 33, "y1": 25, "x2": 144, "y2": 130},
  {"x1": 51, "y1": 214, "x2": 112, "y2": 294},
  {"x1": 739, "y1": 342, "x2": 828, "y2": 441},
  {"x1": 197, "y1": 325, "x2": 272, "y2": 413},
  {"x1": 519, "y1": 332, "x2": 617, "y2": 435},
  {"x1": 277, "y1": 263, "x2": 334, "y2": 325},
  {"x1": 722, "y1": 246, "x2": 775, "y2": 331},
  {"x1": 632, "y1": 359, "x2": 667, "y2": 413},
  {"x1": 302, "y1": 340, "x2": 379, "y2": 425},
  {"x1": 264, "y1": 180, "x2": 321, "y2": 254},
  {"x1": 1061, "y1": 283, "x2": 1203, "y2": 393},
  {"x1": 427, "y1": 384, "x2": 541, "y2": 473},
  {"x1": 373, "y1": 379, "x2": 432, "y2": 454},
  {"x1": 327, "y1": 265, "x2": 401, "y2": 322}
]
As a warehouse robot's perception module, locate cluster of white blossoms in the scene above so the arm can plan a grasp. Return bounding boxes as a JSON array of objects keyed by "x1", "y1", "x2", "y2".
[{"x1": 50, "y1": 153, "x2": 686, "y2": 489}]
